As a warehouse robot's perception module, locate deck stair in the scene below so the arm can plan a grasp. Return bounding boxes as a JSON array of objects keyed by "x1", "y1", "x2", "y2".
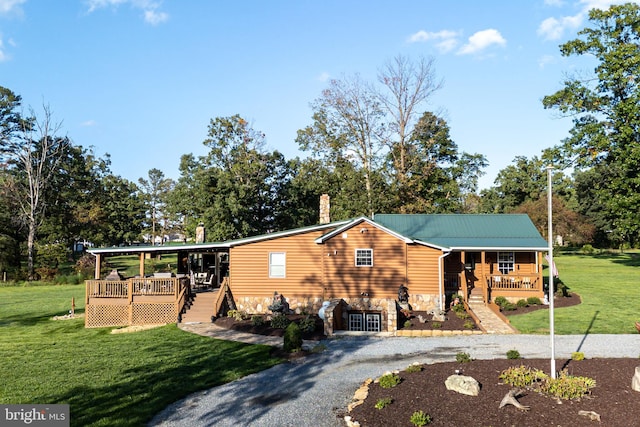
[{"x1": 180, "y1": 290, "x2": 219, "y2": 324}]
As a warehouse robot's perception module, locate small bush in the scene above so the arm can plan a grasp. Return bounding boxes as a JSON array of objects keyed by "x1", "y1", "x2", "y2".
[
  {"x1": 431, "y1": 321, "x2": 442, "y2": 329},
  {"x1": 251, "y1": 315, "x2": 265, "y2": 327},
  {"x1": 539, "y1": 370, "x2": 596, "y2": 399},
  {"x1": 463, "y1": 320, "x2": 475, "y2": 329},
  {"x1": 298, "y1": 315, "x2": 316, "y2": 334},
  {"x1": 581, "y1": 244, "x2": 595, "y2": 254},
  {"x1": 494, "y1": 296, "x2": 508, "y2": 307},
  {"x1": 405, "y1": 363, "x2": 423, "y2": 373},
  {"x1": 374, "y1": 397, "x2": 393, "y2": 409},
  {"x1": 452, "y1": 303, "x2": 466, "y2": 314},
  {"x1": 378, "y1": 373, "x2": 402, "y2": 389},
  {"x1": 270, "y1": 313, "x2": 291, "y2": 329},
  {"x1": 455, "y1": 310, "x2": 470, "y2": 319},
  {"x1": 227, "y1": 310, "x2": 247, "y2": 321},
  {"x1": 527, "y1": 296, "x2": 542, "y2": 305},
  {"x1": 516, "y1": 299, "x2": 528, "y2": 308},
  {"x1": 502, "y1": 302, "x2": 517, "y2": 311},
  {"x1": 283, "y1": 322, "x2": 302, "y2": 353},
  {"x1": 499, "y1": 365, "x2": 548, "y2": 388},
  {"x1": 506, "y1": 349, "x2": 521, "y2": 360},
  {"x1": 571, "y1": 351, "x2": 585, "y2": 361},
  {"x1": 404, "y1": 320, "x2": 412, "y2": 328},
  {"x1": 410, "y1": 410, "x2": 432, "y2": 426},
  {"x1": 456, "y1": 352, "x2": 472, "y2": 363}
]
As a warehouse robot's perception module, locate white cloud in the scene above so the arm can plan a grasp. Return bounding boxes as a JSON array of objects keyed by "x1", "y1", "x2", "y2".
[
  {"x1": 81, "y1": 120, "x2": 98, "y2": 127},
  {"x1": 0, "y1": 38, "x2": 6, "y2": 62},
  {"x1": 317, "y1": 72, "x2": 330, "y2": 82},
  {"x1": 0, "y1": 0, "x2": 25, "y2": 15},
  {"x1": 407, "y1": 29, "x2": 460, "y2": 53},
  {"x1": 457, "y1": 29, "x2": 506, "y2": 55},
  {"x1": 86, "y1": 0, "x2": 169, "y2": 25},
  {"x1": 538, "y1": 0, "x2": 640, "y2": 41},
  {"x1": 538, "y1": 54, "x2": 556, "y2": 68},
  {"x1": 544, "y1": 0, "x2": 565, "y2": 6}
]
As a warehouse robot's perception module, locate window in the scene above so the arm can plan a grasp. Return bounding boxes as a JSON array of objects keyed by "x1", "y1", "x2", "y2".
[
  {"x1": 269, "y1": 252, "x2": 286, "y2": 278},
  {"x1": 355, "y1": 249, "x2": 373, "y2": 267},
  {"x1": 498, "y1": 252, "x2": 514, "y2": 274},
  {"x1": 348, "y1": 313, "x2": 382, "y2": 332}
]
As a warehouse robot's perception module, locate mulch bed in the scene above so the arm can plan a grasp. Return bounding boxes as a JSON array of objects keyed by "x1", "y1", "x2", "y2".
[
  {"x1": 348, "y1": 357, "x2": 640, "y2": 426},
  {"x1": 212, "y1": 313, "x2": 326, "y2": 341}
]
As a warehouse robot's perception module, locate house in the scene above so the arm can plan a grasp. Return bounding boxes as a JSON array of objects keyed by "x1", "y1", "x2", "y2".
[{"x1": 85, "y1": 213, "x2": 549, "y2": 333}]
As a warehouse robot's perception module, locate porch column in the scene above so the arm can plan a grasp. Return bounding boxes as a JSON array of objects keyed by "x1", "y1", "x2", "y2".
[
  {"x1": 481, "y1": 251, "x2": 488, "y2": 304},
  {"x1": 460, "y1": 251, "x2": 468, "y2": 300},
  {"x1": 94, "y1": 254, "x2": 101, "y2": 279},
  {"x1": 139, "y1": 253, "x2": 145, "y2": 277}
]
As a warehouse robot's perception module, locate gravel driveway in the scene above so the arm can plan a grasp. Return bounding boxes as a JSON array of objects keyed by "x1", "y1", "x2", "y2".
[{"x1": 150, "y1": 334, "x2": 640, "y2": 427}]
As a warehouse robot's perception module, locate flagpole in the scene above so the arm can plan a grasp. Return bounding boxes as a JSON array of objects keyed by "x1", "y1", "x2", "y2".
[{"x1": 547, "y1": 165, "x2": 556, "y2": 379}]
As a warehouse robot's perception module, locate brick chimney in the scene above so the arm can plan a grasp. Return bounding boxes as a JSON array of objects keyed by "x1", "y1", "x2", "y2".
[{"x1": 319, "y1": 194, "x2": 330, "y2": 224}]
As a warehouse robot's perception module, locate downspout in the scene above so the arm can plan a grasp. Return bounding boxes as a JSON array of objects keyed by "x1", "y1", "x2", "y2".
[{"x1": 438, "y1": 250, "x2": 452, "y2": 311}]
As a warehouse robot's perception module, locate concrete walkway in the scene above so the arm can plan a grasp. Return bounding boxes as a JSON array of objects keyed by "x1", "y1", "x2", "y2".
[{"x1": 150, "y1": 324, "x2": 640, "y2": 427}]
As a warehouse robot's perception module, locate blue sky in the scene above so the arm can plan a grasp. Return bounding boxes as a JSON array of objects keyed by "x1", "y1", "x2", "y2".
[{"x1": 1, "y1": 0, "x2": 635, "y2": 190}]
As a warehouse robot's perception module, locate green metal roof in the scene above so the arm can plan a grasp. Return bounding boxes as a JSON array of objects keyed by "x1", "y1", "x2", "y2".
[{"x1": 373, "y1": 214, "x2": 549, "y2": 250}]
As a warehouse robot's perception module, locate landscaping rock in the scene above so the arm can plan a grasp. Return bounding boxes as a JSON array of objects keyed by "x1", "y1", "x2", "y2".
[
  {"x1": 632, "y1": 366, "x2": 640, "y2": 392},
  {"x1": 445, "y1": 374, "x2": 480, "y2": 396}
]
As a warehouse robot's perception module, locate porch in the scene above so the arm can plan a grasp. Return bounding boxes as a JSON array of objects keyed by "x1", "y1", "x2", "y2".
[{"x1": 85, "y1": 277, "x2": 190, "y2": 328}]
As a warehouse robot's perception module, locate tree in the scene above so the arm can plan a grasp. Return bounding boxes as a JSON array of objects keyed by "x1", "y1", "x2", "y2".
[
  {"x1": 377, "y1": 55, "x2": 443, "y2": 192},
  {"x1": 138, "y1": 168, "x2": 174, "y2": 244},
  {"x1": 0, "y1": 103, "x2": 70, "y2": 279},
  {"x1": 297, "y1": 75, "x2": 386, "y2": 216},
  {"x1": 542, "y1": 3, "x2": 640, "y2": 245}
]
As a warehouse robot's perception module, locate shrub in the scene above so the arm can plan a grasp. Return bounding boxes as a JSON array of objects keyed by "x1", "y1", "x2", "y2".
[
  {"x1": 378, "y1": 373, "x2": 402, "y2": 388},
  {"x1": 463, "y1": 320, "x2": 475, "y2": 329},
  {"x1": 455, "y1": 310, "x2": 470, "y2": 319},
  {"x1": 527, "y1": 296, "x2": 542, "y2": 305},
  {"x1": 74, "y1": 253, "x2": 96, "y2": 276},
  {"x1": 456, "y1": 352, "x2": 472, "y2": 363},
  {"x1": 410, "y1": 410, "x2": 432, "y2": 426},
  {"x1": 539, "y1": 370, "x2": 596, "y2": 399},
  {"x1": 499, "y1": 365, "x2": 548, "y2": 388},
  {"x1": 571, "y1": 351, "x2": 585, "y2": 361},
  {"x1": 452, "y1": 303, "x2": 466, "y2": 314},
  {"x1": 405, "y1": 363, "x2": 423, "y2": 373},
  {"x1": 374, "y1": 397, "x2": 393, "y2": 409},
  {"x1": 431, "y1": 321, "x2": 442, "y2": 329},
  {"x1": 227, "y1": 310, "x2": 247, "y2": 321},
  {"x1": 494, "y1": 296, "x2": 508, "y2": 307},
  {"x1": 298, "y1": 315, "x2": 316, "y2": 334},
  {"x1": 581, "y1": 244, "x2": 595, "y2": 254},
  {"x1": 516, "y1": 299, "x2": 528, "y2": 308},
  {"x1": 404, "y1": 320, "x2": 412, "y2": 328},
  {"x1": 251, "y1": 315, "x2": 264, "y2": 327},
  {"x1": 270, "y1": 313, "x2": 291, "y2": 329},
  {"x1": 506, "y1": 349, "x2": 521, "y2": 360},
  {"x1": 502, "y1": 302, "x2": 517, "y2": 311},
  {"x1": 283, "y1": 322, "x2": 302, "y2": 353}
]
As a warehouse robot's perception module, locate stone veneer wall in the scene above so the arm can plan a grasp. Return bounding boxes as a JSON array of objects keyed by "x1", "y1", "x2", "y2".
[
  {"x1": 407, "y1": 293, "x2": 440, "y2": 311},
  {"x1": 233, "y1": 295, "x2": 326, "y2": 315}
]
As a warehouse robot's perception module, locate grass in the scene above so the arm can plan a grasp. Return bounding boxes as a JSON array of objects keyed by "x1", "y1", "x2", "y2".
[
  {"x1": 107, "y1": 254, "x2": 178, "y2": 278},
  {"x1": 0, "y1": 284, "x2": 282, "y2": 426},
  {"x1": 508, "y1": 251, "x2": 640, "y2": 334}
]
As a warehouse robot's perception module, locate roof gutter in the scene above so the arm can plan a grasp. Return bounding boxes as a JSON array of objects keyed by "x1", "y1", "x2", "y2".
[{"x1": 438, "y1": 250, "x2": 452, "y2": 312}]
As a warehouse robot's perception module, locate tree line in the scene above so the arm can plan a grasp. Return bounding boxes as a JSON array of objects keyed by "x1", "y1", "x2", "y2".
[{"x1": 1, "y1": 3, "x2": 639, "y2": 280}]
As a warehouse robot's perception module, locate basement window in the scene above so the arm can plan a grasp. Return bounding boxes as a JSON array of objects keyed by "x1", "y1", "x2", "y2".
[{"x1": 348, "y1": 312, "x2": 381, "y2": 332}]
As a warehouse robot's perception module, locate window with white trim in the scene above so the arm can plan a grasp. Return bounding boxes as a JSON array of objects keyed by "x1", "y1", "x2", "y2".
[
  {"x1": 498, "y1": 252, "x2": 514, "y2": 274},
  {"x1": 355, "y1": 248, "x2": 373, "y2": 267},
  {"x1": 348, "y1": 312, "x2": 382, "y2": 332},
  {"x1": 269, "y1": 252, "x2": 286, "y2": 278}
]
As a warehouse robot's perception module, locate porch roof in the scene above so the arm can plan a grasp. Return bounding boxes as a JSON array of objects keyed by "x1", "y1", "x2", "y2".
[{"x1": 372, "y1": 214, "x2": 549, "y2": 251}]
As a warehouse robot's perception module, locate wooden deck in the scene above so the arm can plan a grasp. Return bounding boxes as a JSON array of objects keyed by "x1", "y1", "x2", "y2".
[{"x1": 85, "y1": 277, "x2": 190, "y2": 328}]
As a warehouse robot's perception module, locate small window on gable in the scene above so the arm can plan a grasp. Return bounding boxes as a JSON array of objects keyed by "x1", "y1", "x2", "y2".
[
  {"x1": 355, "y1": 249, "x2": 373, "y2": 267},
  {"x1": 269, "y1": 252, "x2": 286, "y2": 278}
]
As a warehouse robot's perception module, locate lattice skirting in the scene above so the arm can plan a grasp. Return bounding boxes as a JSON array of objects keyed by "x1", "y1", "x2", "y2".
[
  {"x1": 86, "y1": 305, "x2": 129, "y2": 328},
  {"x1": 131, "y1": 302, "x2": 176, "y2": 325}
]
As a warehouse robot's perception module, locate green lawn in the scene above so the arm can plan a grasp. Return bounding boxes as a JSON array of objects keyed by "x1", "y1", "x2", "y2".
[
  {"x1": 0, "y1": 284, "x2": 281, "y2": 426},
  {"x1": 508, "y1": 251, "x2": 640, "y2": 334}
]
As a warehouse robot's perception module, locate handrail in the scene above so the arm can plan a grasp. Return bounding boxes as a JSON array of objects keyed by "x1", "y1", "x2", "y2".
[
  {"x1": 486, "y1": 274, "x2": 538, "y2": 290},
  {"x1": 212, "y1": 277, "x2": 230, "y2": 318},
  {"x1": 86, "y1": 280, "x2": 128, "y2": 298}
]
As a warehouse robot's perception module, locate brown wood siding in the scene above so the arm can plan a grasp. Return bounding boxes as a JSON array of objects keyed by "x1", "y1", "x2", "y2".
[
  {"x1": 322, "y1": 225, "x2": 408, "y2": 299},
  {"x1": 229, "y1": 230, "x2": 328, "y2": 298},
  {"x1": 406, "y1": 244, "x2": 442, "y2": 294},
  {"x1": 483, "y1": 251, "x2": 540, "y2": 275}
]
